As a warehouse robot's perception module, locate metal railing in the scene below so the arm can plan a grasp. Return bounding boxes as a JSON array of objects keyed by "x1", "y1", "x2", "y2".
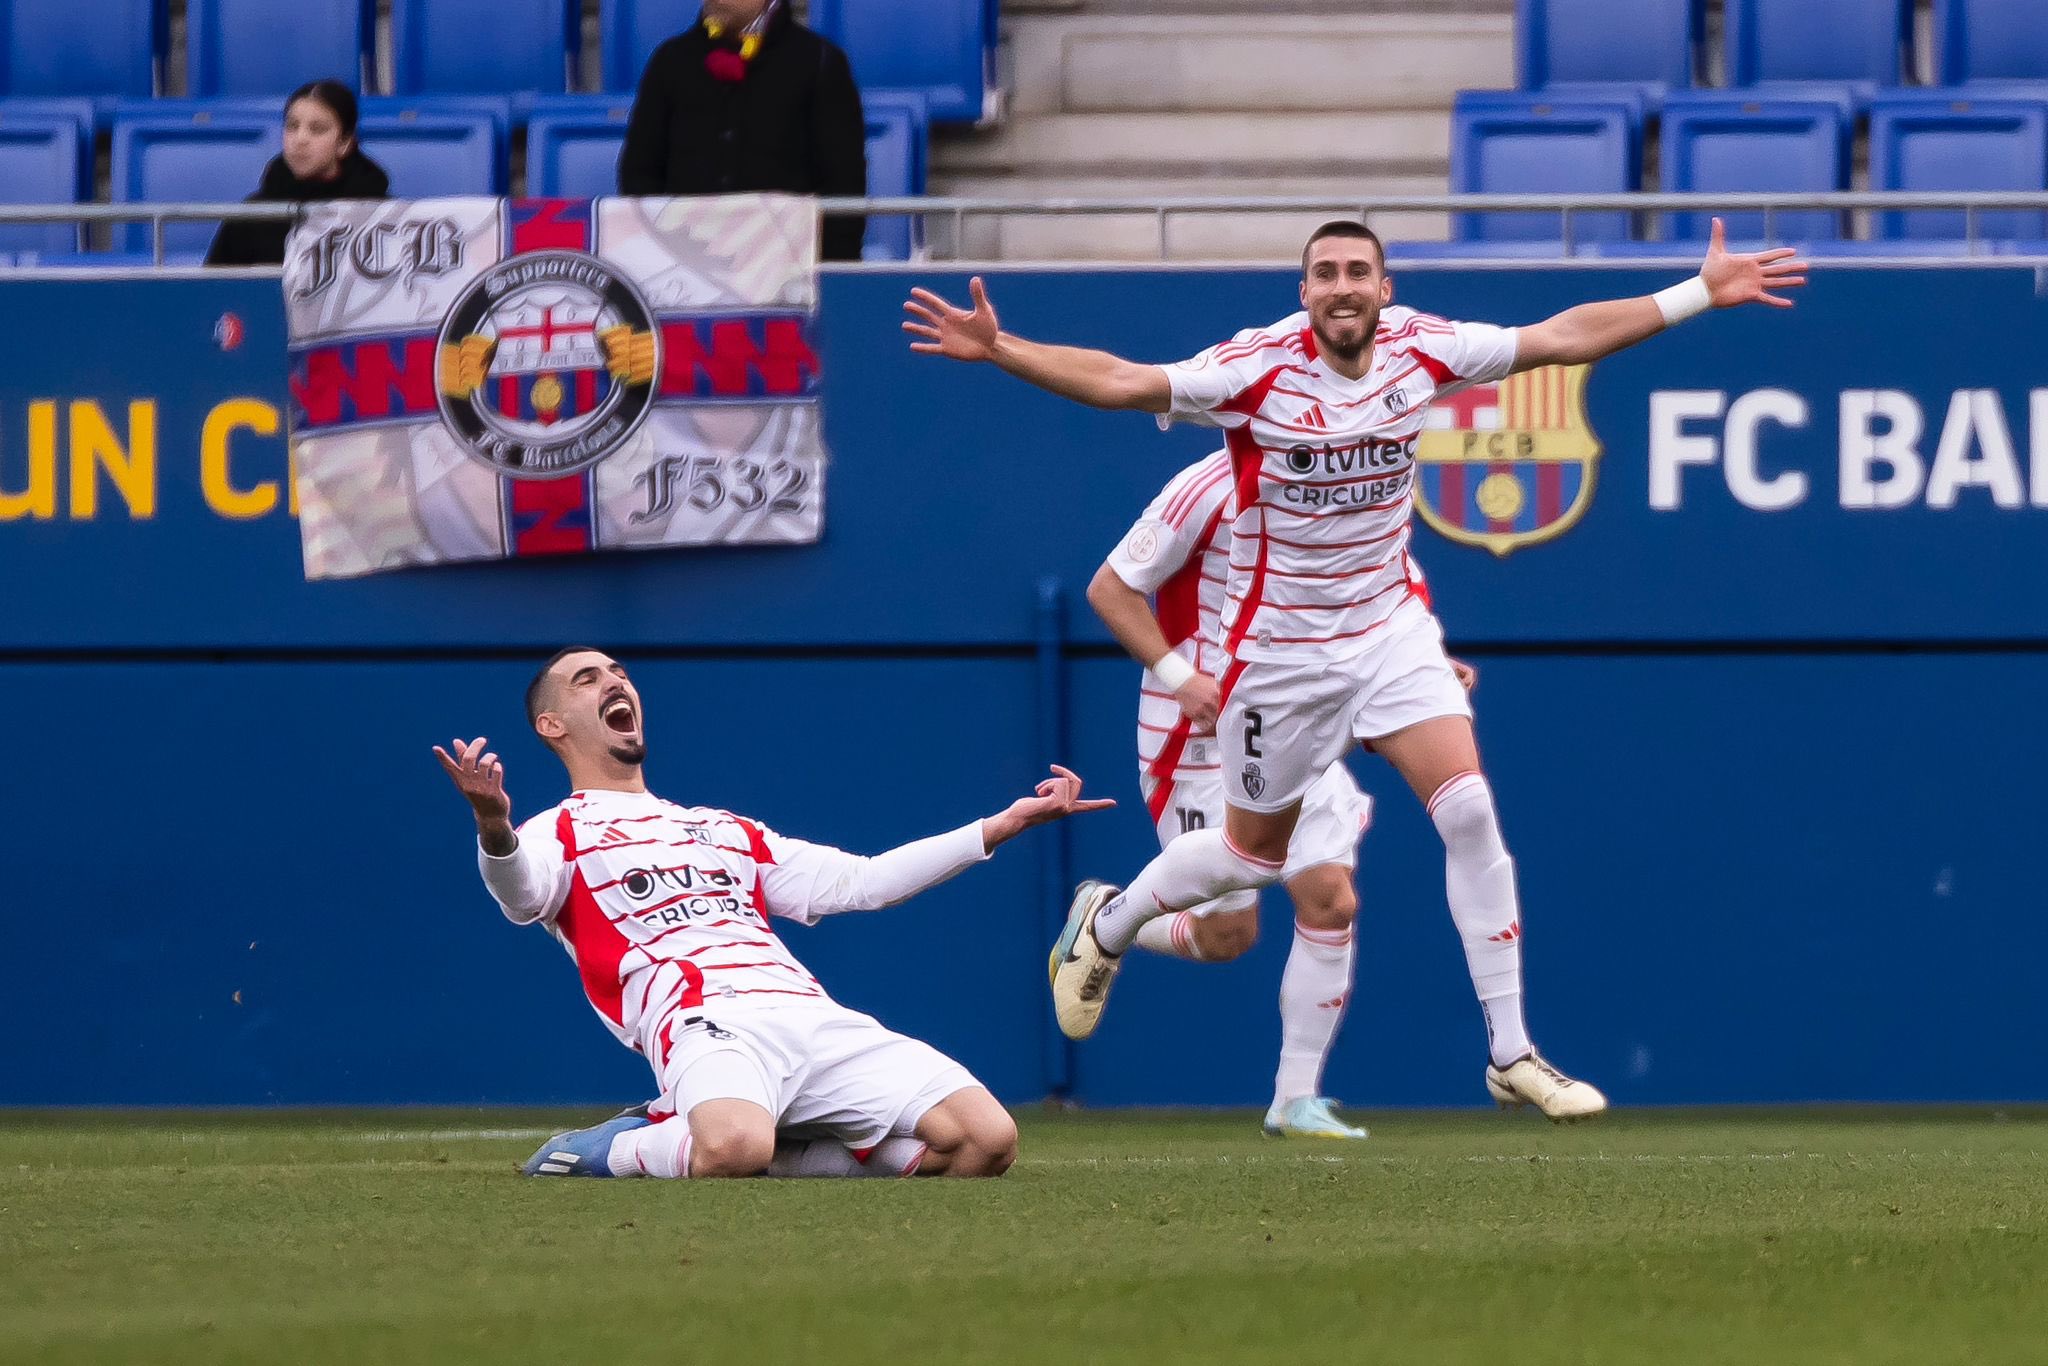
[{"x1": 3, "y1": 192, "x2": 2047, "y2": 265}]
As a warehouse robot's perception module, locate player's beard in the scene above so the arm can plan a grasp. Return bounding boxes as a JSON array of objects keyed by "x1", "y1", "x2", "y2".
[
  {"x1": 1314, "y1": 306, "x2": 1374, "y2": 363},
  {"x1": 607, "y1": 738, "x2": 647, "y2": 765}
]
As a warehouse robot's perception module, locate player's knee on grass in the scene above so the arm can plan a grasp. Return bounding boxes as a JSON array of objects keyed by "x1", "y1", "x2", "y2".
[
  {"x1": 1287, "y1": 864, "x2": 1358, "y2": 933},
  {"x1": 917, "y1": 1089, "x2": 1018, "y2": 1177},
  {"x1": 1192, "y1": 907, "x2": 1258, "y2": 961},
  {"x1": 687, "y1": 1101, "x2": 777, "y2": 1178}
]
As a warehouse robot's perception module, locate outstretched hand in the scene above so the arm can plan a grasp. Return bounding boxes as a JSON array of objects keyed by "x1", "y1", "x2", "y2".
[
  {"x1": 433, "y1": 737, "x2": 511, "y2": 822},
  {"x1": 903, "y1": 276, "x2": 1001, "y2": 361},
  {"x1": 1701, "y1": 217, "x2": 1809, "y2": 309},
  {"x1": 982, "y1": 765, "x2": 1115, "y2": 850}
]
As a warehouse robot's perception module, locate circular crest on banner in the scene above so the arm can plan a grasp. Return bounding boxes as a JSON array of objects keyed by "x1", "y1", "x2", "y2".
[{"x1": 434, "y1": 250, "x2": 661, "y2": 480}]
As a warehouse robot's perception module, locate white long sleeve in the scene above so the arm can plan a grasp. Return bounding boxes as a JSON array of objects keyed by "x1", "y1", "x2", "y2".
[
  {"x1": 758, "y1": 820, "x2": 991, "y2": 925},
  {"x1": 477, "y1": 812, "x2": 573, "y2": 925}
]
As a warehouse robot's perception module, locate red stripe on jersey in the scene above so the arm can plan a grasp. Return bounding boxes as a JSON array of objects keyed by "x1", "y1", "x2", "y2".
[
  {"x1": 734, "y1": 817, "x2": 775, "y2": 864},
  {"x1": 1151, "y1": 500, "x2": 1231, "y2": 647},
  {"x1": 1163, "y1": 458, "x2": 1230, "y2": 527},
  {"x1": 1258, "y1": 525, "x2": 1407, "y2": 552},
  {"x1": 1222, "y1": 423, "x2": 1275, "y2": 658},
  {"x1": 1238, "y1": 580, "x2": 1406, "y2": 613},
  {"x1": 1259, "y1": 493, "x2": 1407, "y2": 519},
  {"x1": 683, "y1": 939, "x2": 778, "y2": 956},
  {"x1": 1408, "y1": 347, "x2": 1459, "y2": 387},
  {"x1": 1262, "y1": 613, "x2": 1410, "y2": 647},
  {"x1": 552, "y1": 814, "x2": 634, "y2": 1029},
  {"x1": 696, "y1": 960, "x2": 815, "y2": 976},
  {"x1": 1228, "y1": 558, "x2": 1392, "y2": 580},
  {"x1": 1144, "y1": 719, "x2": 1194, "y2": 823},
  {"x1": 1219, "y1": 366, "x2": 1296, "y2": 420},
  {"x1": 728, "y1": 987, "x2": 824, "y2": 999}
]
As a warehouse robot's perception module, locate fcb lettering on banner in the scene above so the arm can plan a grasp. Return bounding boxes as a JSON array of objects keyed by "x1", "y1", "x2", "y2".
[
  {"x1": 1413, "y1": 363, "x2": 1602, "y2": 557},
  {"x1": 282, "y1": 195, "x2": 828, "y2": 580}
]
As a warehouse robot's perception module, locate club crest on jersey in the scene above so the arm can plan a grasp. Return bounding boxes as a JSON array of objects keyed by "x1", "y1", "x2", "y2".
[
  {"x1": 1413, "y1": 363, "x2": 1601, "y2": 557},
  {"x1": 1240, "y1": 763, "x2": 1266, "y2": 801},
  {"x1": 435, "y1": 250, "x2": 660, "y2": 480}
]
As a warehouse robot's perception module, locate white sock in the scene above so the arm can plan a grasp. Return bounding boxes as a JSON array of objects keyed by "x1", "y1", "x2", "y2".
[
  {"x1": 1428, "y1": 773, "x2": 1532, "y2": 1069},
  {"x1": 760, "y1": 1135, "x2": 927, "y2": 1177},
  {"x1": 608, "y1": 1116, "x2": 692, "y2": 1178},
  {"x1": 1273, "y1": 921, "x2": 1355, "y2": 1106},
  {"x1": 1092, "y1": 829, "x2": 1282, "y2": 955},
  {"x1": 860, "y1": 1135, "x2": 929, "y2": 1176},
  {"x1": 1132, "y1": 910, "x2": 1205, "y2": 960}
]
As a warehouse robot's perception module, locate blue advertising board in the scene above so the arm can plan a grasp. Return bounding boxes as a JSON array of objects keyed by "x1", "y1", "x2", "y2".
[{"x1": 0, "y1": 264, "x2": 2040, "y2": 1109}]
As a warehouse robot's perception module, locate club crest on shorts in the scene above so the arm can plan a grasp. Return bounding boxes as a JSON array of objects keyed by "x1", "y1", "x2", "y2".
[
  {"x1": 435, "y1": 250, "x2": 661, "y2": 480},
  {"x1": 1414, "y1": 362, "x2": 1601, "y2": 557},
  {"x1": 1240, "y1": 763, "x2": 1266, "y2": 801}
]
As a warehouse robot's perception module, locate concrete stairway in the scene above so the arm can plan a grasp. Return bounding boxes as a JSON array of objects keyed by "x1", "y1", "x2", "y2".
[{"x1": 932, "y1": 0, "x2": 1514, "y2": 261}]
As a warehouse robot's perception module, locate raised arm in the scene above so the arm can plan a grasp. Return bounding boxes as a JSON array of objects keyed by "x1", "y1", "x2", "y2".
[
  {"x1": 904, "y1": 276, "x2": 1170, "y2": 412},
  {"x1": 1087, "y1": 563, "x2": 1220, "y2": 734},
  {"x1": 434, "y1": 736, "x2": 566, "y2": 925},
  {"x1": 758, "y1": 767, "x2": 1115, "y2": 921},
  {"x1": 1511, "y1": 218, "x2": 1808, "y2": 373}
]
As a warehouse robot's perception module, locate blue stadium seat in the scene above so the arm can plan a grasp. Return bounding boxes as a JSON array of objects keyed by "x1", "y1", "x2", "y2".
[
  {"x1": 1659, "y1": 96, "x2": 1847, "y2": 242},
  {"x1": 1515, "y1": 0, "x2": 1699, "y2": 105},
  {"x1": 1451, "y1": 93, "x2": 1638, "y2": 242},
  {"x1": 1801, "y1": 239, "x2": 2000, "y2": 257},
  {"x1": 1869, "y1": 95, "x2": 2048, "y2": 240},
  {"x1": 525, "y1": 94, "x2": 633, "y2": 197},
  {"x1": 1935, "y1": 0, "x2": 2048, "y2": 96},
  {"x1": 0, "y1": 111, "x2": 84, "y2": 252},
  {"x1": 861, "y1": 97, "x2": 925, "y2": 261},
  {"x1": 1725, "y1": 0, "x2": 1909, "y2": 113},
  {"x1": 355, "y1": 99, "x2": 505, "y2": 197},
  {"x1": 600, "y1": 0, "x2": 691, "y2": 93},
  {"x1": 388, "y1": 0, "x2": 573, "y2": 98},
  {"x1": 1386, "y1": 240, "x2": 1585, "y2": 261},
  {"x1": 187, "y1": 0, "x2": 366, "y2": 97},
  {"x1": 110, "y1": 104, "x2": 279, "y2": 255},
  {"x1": 0, "y1": 0, "x2": 160, "y2": 101},
  {"x1": 811, "y1": 0, "x2": 991, "y2": 124}
]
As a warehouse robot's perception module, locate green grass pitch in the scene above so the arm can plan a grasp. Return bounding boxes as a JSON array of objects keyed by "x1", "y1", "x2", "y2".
[{"x1": 4, "y1": 1106, "x2": 2044, "y2": 1365}]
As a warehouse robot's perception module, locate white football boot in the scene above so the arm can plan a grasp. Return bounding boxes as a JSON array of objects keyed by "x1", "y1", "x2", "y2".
[
  {"x1": 1047, "y1": 880, "x2": 1123, "y2": 1040},
  {"x1": 1263, "y1": 1096, "x2": 1369, "y2": 1140},
  {"x1": 1485, "y1": 1052, "x2": 1609, "y2": 1122}
]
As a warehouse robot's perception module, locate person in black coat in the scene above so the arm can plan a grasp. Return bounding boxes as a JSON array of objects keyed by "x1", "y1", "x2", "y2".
[
  {"x1": 205, "y1": 80, "x2": 391, "y2": 267},
  {"x1": 618, "y1": 0, "x2": 869, "y2": 261}
]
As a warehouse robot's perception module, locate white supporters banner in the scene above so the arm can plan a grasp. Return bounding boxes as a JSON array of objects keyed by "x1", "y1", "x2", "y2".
[{"x1": 282, "y1": 195, "x2": 826, "y2": 580}]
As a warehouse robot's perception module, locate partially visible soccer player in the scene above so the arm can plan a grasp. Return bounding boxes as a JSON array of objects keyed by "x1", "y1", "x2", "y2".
[
  {"x1": 1090, "y1": 451, "x2": 1472, "y2": 1139},
  {"x1": 908, "y1": 218, "x2": 1806, "y2": 1119},
  {"x1": 435, "y1": 647, "x2": 1113, "y2": 1178}
]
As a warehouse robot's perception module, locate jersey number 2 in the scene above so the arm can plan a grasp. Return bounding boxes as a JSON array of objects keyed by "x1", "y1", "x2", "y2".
[{"x1": 1243, "y1": 708, "x2": 1264, "y2": 758}]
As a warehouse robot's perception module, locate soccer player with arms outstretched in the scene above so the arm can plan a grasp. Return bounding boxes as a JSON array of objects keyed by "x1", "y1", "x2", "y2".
[
  {"x1": 435, "y1": 647, "x2": 1112, "y2": 1178},
  {"x1": 907, "y1": 219, "x2": 1805, "y2": 1118},
  {"x1": 1089, "y1": 451, "x2": 1475, "y2": 1139}
]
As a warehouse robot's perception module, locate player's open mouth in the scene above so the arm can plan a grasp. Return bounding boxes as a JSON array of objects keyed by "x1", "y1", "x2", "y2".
[{"x1": 602, "y1": 698, "x2": 637, "y2": 734}]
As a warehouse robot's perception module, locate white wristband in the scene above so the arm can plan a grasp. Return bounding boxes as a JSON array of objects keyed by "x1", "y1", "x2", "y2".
[
  {"x1": 1150, "y1": 651, "x2": 1196, "y2": 692},
  {"x1": 1653, "y1": 275, "x2": 1712, "y2": 326}
]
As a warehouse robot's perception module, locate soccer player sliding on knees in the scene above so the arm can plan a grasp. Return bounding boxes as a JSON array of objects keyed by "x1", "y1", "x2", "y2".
[
  {"x1": 435, "y1": 648, "x2": 1112, "y2": 1178},
  {"x1": 906, "y1": 218, "x2": 1805, "y2": 1120}
]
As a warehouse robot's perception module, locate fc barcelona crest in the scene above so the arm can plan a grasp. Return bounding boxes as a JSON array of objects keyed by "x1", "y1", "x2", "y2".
[{"x1": 1414, "y1": 363, "x2": 1601, "y2": 557}]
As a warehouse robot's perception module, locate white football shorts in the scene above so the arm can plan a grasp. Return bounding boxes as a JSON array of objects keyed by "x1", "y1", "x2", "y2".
[
  {"x1": 1142, "y1": 758, "x2": 1372, "y2": 915},
  {"x1": 1222, "y1": 597, "x2": 1471, "y2": 813},
  {"x1": 653, "y1": 999, "x2": 979, "y2": 1150}
]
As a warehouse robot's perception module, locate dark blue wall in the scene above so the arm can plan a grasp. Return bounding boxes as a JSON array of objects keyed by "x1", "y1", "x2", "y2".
[{"x1": 2, "y1": 265, "x2": 2042, "y2": 1107}]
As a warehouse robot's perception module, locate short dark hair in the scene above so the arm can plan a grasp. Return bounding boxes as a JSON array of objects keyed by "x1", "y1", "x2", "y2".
[
  {"x1": 285, "y1": 79, "x2": 359, "y2": 137},
  {"x1": 1301, "y1": 220, "x2": 1385, "y2": 275},
  {"x1": 526, "y1": 646, "x2": 602, "y2": 731}
]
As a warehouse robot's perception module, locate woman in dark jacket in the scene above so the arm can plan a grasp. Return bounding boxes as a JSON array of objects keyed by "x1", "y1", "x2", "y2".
[{"x1": 205, "y1": 80, "x2": 390, "y2": 267}]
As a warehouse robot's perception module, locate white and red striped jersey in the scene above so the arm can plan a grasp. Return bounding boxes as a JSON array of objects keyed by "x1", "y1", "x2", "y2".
[
  {"x1": 1104, "y1": 452, "x2": 1236, "y2": 816},
  {"x1": 479, "y1": 788, "x2": 987, "y2": 1063},
  {"x1": 1157, "y1": 305, "x2": 1518, "y2": 664}
]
